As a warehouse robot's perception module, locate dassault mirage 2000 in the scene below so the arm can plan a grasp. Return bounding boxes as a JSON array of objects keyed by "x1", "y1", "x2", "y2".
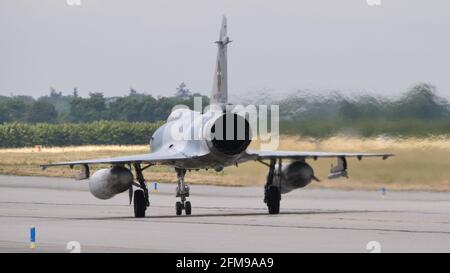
[{"x1": 42, "y1": 17, "x2": 393, "y2": 217}]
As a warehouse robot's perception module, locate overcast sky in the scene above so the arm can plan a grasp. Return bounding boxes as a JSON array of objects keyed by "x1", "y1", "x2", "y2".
[{"x1": 1, "y1": 0, "x2": 449, "y2": 100}]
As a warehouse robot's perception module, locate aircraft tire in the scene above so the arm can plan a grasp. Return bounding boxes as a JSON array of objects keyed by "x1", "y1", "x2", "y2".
[
  {"x1": 134, "y1": 190, "x2": 146, "y2": 218},
  {"x1": 267, "y1": 186, "x2": 280, "y2": 214},
  {"x1": 176, "y1": 201, "x2": 183, "y2": 215},
  {"x1": 185, "y1": 201, "x2": 192, "y2": 215}
]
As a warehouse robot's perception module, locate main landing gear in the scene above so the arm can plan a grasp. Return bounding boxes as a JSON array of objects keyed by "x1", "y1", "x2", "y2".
[
  {"x1": 132, "y1": 163, "x2": 150, "y2": 218},
  {"x1": 263, "y1": 159, "x2": 282, "y2": 214},
  {"x1": 175, "y1": 168, "x2": 191, "y2": 216}
]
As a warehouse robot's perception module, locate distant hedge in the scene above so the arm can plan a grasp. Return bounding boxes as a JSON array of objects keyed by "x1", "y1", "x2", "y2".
[
  {"x1": 0, "y1": 121, "x2": 163, "y2": 147},
  {"x1": 1, "y1": 118, "x2": 449, "y2": 148}
]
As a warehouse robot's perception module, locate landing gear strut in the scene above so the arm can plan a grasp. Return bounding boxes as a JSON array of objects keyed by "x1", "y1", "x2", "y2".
[
  {"x1": 133, "y1": 163, "x2": 150, "y2": 218},
  {"x1": 175, "y1": 168, "x2": 191, "y2": 215},
  {"x1": 264, "y1": 158, "x2": 281, "y2": 214}
]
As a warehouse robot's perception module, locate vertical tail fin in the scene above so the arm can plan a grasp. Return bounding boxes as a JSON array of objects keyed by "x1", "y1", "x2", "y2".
[{"x1": 211, "y1": 16, "x2": 231, "y2": 105}]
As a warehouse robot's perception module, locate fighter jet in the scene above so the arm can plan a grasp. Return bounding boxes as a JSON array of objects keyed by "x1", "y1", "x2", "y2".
[{"x1": 42, "y1": 16, "x2": 393, "y2": 217}]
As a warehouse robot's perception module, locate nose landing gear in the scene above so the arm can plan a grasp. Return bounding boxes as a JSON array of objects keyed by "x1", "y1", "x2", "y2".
[{"x1": 175, "y1": 168, "x2": 192, "y2": 215}]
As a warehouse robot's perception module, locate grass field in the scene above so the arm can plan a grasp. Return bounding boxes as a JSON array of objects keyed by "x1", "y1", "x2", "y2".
[{"x1": 0, "y1": 136, "x2": 449, "y2": 192}]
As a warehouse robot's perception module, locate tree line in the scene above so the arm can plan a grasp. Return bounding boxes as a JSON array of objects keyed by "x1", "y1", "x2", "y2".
[
  {"x1": 276, "y1": 83, "x2": 450, "y2": 137},
  {"x1": 0, "y1": 84, "x2": 207, "y2": 124}
]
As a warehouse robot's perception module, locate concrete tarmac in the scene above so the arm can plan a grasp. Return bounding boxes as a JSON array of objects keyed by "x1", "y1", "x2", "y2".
[{"x1": 0, "y1": 175, "x2": 449, "y2": 252}]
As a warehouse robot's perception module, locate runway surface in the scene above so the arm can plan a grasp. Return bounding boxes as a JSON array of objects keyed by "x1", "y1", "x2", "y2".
[{"x1": 1, "y1": 175, "x2": 450, "y2": 252}]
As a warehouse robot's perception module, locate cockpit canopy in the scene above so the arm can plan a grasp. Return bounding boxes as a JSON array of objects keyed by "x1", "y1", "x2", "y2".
[{"x1": 167, "y1": 108, "x2": 192, "y2": 122}]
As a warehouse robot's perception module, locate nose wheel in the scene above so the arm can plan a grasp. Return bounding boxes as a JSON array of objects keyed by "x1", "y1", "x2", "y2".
[{"x1": 176, "y1": 201, "x2": 191, "y2": 215}]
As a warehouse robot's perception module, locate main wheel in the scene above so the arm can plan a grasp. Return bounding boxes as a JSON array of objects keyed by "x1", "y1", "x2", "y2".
[
  {"x1": 185, "y1": 201, "x2": 191, "y2": 215},
  {"x1": 266, "y1": 186, "x2": 280, "y2": 214},
  {"x1": 134, "y1": 190, "x2": 146, "y2": 218},
  {"x1": 176, "y1": 201, "x2": 183, "y2": 215}
]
